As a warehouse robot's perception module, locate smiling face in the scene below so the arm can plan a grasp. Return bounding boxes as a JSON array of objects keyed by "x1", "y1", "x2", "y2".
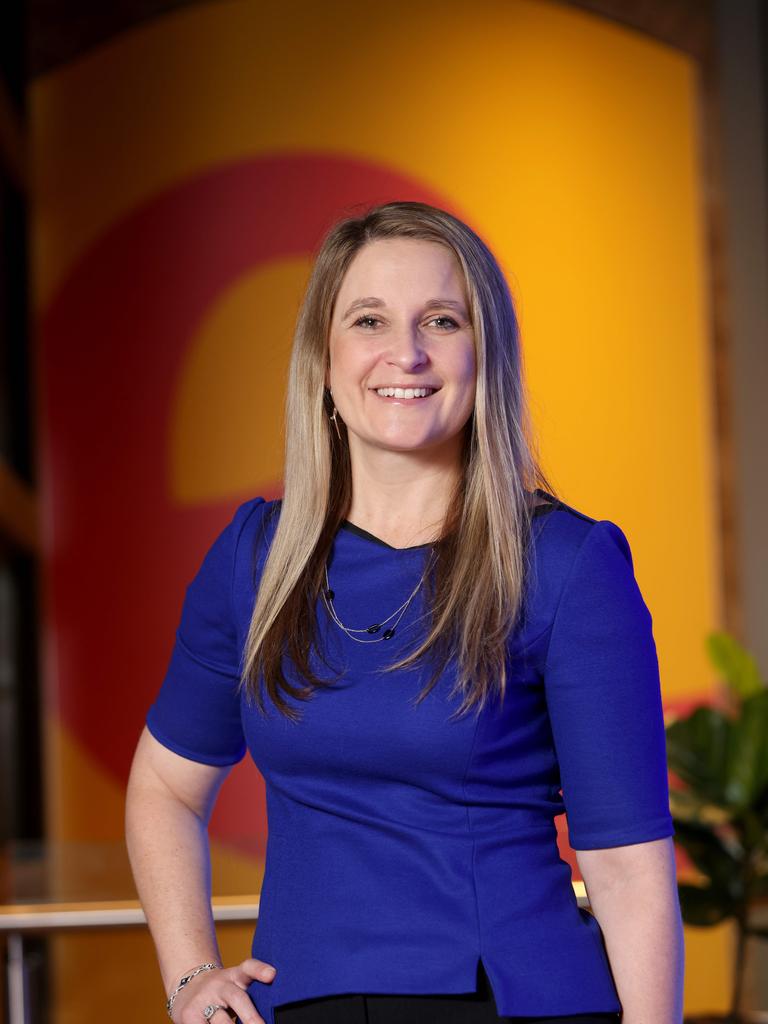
[{"x1": 326, "y1": 238, "x2": 477, "y2": 464}]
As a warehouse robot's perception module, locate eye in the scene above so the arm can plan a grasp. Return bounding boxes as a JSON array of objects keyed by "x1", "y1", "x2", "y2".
[
  {"x1": 428, "y1": 315, "x2": 460, "y2": 330},
  {"x1": 353, "y1": 315, "x2": 382, "y2": 329}
]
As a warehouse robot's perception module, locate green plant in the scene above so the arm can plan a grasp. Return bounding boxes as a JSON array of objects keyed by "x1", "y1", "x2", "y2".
[{"x1": 666, "y1": 630, "x2": 768, "y2": 1023}]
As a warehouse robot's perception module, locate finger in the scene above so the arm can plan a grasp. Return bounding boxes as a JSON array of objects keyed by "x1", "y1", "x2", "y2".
[
  {"x1": 181, "y1": 995, "x2": 239, "y2": 1024},
  {"x1": 210, "y1": 1009, "x2": 237, "y2": 1023},
  {"x1": 230, "y1": 959, "x2": 277, "y2": 987},
  {"x1": 223, "y1": 987, "x2": 266, "y2": 1024},
  {"x1": 195, "y1": 1005, "x2": 233, "y2": 1023}
]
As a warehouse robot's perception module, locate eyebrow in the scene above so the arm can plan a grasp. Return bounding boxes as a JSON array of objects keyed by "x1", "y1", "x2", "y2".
[{"x1": 341, "y1": 297, "x2": 469, "y2": 320}]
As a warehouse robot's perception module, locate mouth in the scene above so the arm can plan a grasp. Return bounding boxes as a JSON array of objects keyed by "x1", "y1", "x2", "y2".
[{"x1": 370, "y1": 386, "x2": 440, "y2": 401}]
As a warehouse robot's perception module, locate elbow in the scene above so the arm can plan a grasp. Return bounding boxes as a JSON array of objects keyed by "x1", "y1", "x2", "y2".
[{"x1": 576, "y1": 836, "x2": 678, "y2": 902}]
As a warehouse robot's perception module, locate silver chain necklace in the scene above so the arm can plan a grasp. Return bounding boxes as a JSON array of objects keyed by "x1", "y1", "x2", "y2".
[{"x1": 322, "y1": 548, "x2": 436, "y2": 644}]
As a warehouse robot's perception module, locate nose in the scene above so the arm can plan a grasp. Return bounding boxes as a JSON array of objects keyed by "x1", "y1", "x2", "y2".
[{"x1": 385, "y1": 326, "x2": 429, "y2": 371}]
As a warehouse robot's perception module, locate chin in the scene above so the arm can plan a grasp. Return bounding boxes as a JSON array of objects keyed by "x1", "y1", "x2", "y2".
[{"x1": 375, "y1": 434, "x2": 447, "y2": 454}]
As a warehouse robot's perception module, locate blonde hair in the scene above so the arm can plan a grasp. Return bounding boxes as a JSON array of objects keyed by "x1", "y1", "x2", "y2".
[{"x1": 241, "y1": 200, "x2": 557, "y2": 720}]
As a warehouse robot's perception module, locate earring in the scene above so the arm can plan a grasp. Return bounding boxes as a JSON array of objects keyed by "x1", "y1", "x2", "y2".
[{"x1": 330, "y1": 405, "x2": 342, "y2": 441}]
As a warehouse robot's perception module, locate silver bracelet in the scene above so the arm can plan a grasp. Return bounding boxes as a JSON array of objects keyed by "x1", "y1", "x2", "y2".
[{"x1": 166, "y1": 962, "x2": 220, "y2": 1019}]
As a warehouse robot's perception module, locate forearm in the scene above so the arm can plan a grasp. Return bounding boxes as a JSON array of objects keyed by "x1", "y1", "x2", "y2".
[
  {"x1": 587, "y1": 877, "x2": 685, "y2": 1023},
  {"x1": 125, "y1": 782, "x2": 221, "y2": 995}
]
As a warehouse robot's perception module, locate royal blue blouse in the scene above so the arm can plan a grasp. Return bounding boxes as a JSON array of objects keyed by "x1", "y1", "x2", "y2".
[{"x1": 146, "y1": 491, "x2": 674, "y2": 1023}]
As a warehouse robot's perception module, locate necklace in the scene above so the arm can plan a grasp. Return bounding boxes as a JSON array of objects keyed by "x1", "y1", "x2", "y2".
[{"x1": 322, "y1": 547, "x2": 437, "y2": 644}]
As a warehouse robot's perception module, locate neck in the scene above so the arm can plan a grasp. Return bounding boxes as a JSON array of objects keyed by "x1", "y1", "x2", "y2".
[{"x1": 345, "y1": 436, "x2": 463, "y2": 549}]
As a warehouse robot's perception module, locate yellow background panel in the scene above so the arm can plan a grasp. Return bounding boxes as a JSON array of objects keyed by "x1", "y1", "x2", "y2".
[{"x1": 171, "y1": 258, "x2": 311, "y2": 503}]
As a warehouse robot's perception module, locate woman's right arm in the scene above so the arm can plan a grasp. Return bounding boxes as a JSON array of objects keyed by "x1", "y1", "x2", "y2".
[{"x1": 125, "y1": 726, "x2": 277, "y2": 1023}]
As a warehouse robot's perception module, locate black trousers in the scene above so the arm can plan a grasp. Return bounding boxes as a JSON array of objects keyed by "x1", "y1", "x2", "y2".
[{"x1": 274, "y1": 961, "x2": 621, "y2": 1023}]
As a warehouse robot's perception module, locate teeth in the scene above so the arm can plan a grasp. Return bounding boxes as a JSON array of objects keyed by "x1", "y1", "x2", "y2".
[{"x1": 375, "y1": 387, "x2": 435, "y2": 399}]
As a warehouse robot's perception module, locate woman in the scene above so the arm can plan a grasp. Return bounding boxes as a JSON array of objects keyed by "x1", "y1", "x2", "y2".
[{"x1": 126, "y1": 201, "x2": 684, "y2": 1024}]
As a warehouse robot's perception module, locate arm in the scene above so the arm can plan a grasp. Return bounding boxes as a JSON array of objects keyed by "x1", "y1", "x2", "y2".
[
  {"x1": 576, "y1": 837, "x2": 684, "y2": 1024},
  {"x1": 542, "y1": 520, "x2": 681, "y2": 1019},
  {"x1": 125, "y1": 726, "x2": 276, "y2": 1023}
]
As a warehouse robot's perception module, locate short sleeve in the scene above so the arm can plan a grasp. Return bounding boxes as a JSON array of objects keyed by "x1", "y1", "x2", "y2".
[
  {"x1": 543, "y1": 519, "x2": 674, "y2": 850},
  {"x1": 146, "y1": 497, "x2": 266, "y2": 766}
]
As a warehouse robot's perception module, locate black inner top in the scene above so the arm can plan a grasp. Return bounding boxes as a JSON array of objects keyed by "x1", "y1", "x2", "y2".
[{"x1": 340, "y1": 488, "x2": 560, "y2": 551}]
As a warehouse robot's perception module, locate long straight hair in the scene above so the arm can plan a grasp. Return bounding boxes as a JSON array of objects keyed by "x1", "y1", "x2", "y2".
[{"x1": 240, "y1": 201, "x2": 558, "y2": 720}]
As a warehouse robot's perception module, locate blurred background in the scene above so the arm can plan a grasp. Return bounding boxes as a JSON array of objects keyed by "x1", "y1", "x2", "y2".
[{"x1": 0, "y1": 0, "x2": 766, "y2": 1020}]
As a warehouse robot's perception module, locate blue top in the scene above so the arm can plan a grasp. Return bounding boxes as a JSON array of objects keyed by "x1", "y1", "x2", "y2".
[{"x1": 146, "y1": 491, "x2": 674, "y2": 1023}]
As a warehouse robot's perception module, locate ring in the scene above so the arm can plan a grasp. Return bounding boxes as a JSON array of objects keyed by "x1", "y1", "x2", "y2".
[{"x1": 203, "y1": 1006, "x2": 226, "y2": 1021}]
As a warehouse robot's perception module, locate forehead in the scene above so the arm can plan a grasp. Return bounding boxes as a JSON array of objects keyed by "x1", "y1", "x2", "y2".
[{"x1": 336, "y1": 238, "x2": 467, "y2": 299}]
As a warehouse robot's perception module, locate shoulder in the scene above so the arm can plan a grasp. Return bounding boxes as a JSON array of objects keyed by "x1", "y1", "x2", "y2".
[
  {"x1": 531, "y1": 492, "x2": 596, "y2": 563},
  {"x1": 525, "y1": 495, "x2": 637, "y2": 628},
  {"x1": 226, "y1": 495, "x2": 283, "y2": 567},
  {"x1": 230, "y1": 494, "x2": 278, "y2": 538},
  {"x1": 532, "y1": 492, "x2": 632, "y2": 566},
  {"x1": 227, "y1": 494, "x2": 283, "y2": 592}
]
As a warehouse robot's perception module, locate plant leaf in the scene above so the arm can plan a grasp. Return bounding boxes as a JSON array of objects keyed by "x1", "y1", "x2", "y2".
[
  {"x1": 724, "y1": 692, "x2": 768, "y2": 809},
  {"x1": 671, "y1": 820, "x2": 744, "y2": 902},
  {"x1": 669, "y1": 788, "x2": 732, "y2": 826},
  {"x1": 706, "y1": 631, "x2": 765, "y2": 699},
  {"x1": 677, "y1": 882, "x2": 736, "y2": 926},
  {"x1": 666, "y1": 707, "x2": 732, "y2": 805}
]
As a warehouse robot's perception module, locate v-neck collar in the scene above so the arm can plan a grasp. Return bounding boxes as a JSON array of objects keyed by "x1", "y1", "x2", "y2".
[{"x1": 339, "y1": 489, "x2": 560, "y2": 551}]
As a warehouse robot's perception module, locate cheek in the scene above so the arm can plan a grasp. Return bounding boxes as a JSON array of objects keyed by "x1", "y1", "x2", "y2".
[
  {"x1": 328, "y1": 337, "x2": 351, "y2": 380},
  {"x1": 328, "y1": 341, "x2": 373, "y2": 396},
  {"x1": 456, "y1": 345, "x2": 477, "y2": 391},
  {"x1": 333, "y1": 339, "x2": 378, "y2": 380}
]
